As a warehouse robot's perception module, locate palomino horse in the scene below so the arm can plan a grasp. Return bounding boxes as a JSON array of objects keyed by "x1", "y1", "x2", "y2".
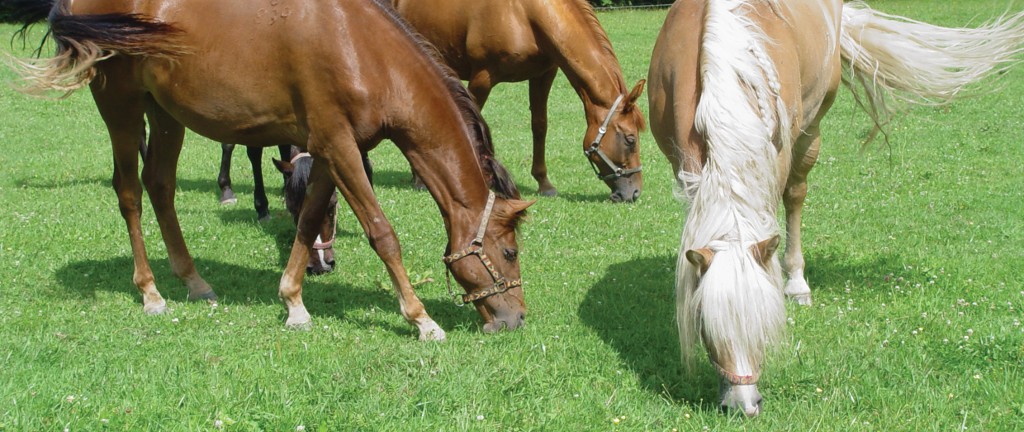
[
  {"x1": 217, "y1": 143, "x2": 289, "y2": 221},
  {"x1": 4, "y1": 0, "x2": 534, "y2": 338},
  {"x1": 648, "y1": 0, "x2": 1024, "y2": 416},
  {"x1": 392, "y1": 0, "x2": 647, "y2": 202}
]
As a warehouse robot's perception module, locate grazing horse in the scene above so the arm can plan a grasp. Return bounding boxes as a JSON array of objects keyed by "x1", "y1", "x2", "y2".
[
  {"x1": 271, "y1": 146, "x2": 343, "y2": 276},
  {"x1": 648, "y1": 0, "x2": 1024, "y2": 416},
  {"x1": 216, "y1": 143, "x2": 290, "y2": 222},
  {"x1": 4, "y1": 0, "x2": 534, "y2": 338},
  {"x1": 392, "y1": 0, "x2": 647, "y2": 202}
]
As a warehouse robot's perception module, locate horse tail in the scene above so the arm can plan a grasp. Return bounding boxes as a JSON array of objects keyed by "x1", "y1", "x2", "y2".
[
  {"x1": 839, "y1": 1, "x2": 1024, "y2": 139},
  {"x1": 0, "y1": 0, "x2": 55, "y2": 26},
  {"x1": 9, "y1": 0, "x2": 189, "y2": 97},
  {"x1": 676, "y1": 0, "x2": 787, "y2": 369}
]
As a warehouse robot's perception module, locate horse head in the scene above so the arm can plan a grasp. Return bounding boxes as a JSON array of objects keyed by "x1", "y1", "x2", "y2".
[
  {"x1": 584, "y1": 80, "x2": 646, "y2": 203},
  {"x1": 683, "y1": 235, "x2": 783, "y2": 417},
  {"x1": 273, "y1": 150, "x2": 338, "y2": 275},
  {"x1": 443, "y1": 194, "x2": 533, "y2": 332}
]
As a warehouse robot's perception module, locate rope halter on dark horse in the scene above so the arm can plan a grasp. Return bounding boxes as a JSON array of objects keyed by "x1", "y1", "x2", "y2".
[
  {"x1": 584, "y1": 94, "x2": 642, "y2": 181},
  {"x1": 441, "y1": 191, "x2": 523, "y2": 306},
  {"x1": 290, "y1": 152, "x2": 335, "y2": 251}
]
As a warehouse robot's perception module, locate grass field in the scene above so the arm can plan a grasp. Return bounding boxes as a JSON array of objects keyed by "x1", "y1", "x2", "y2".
[{"x1": 1, "y1": 1, "x2": 1023, "y2": 430}]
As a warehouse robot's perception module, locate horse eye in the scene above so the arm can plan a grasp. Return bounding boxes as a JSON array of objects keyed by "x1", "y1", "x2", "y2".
[
  {"x1": 503, "y1": 248, "x2": 518, "y2": 262},
  {"x1": 625, "y1": 135, "x2": 637, "y2": 148}
]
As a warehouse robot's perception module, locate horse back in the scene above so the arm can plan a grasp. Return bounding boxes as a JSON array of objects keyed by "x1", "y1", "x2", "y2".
[
  {"x1": 392, "y1": 0, "x2": 556, "y2": 82},
  {"x1": 649, "y1": 0, "x2": 842, "y2": 176},
  {"x1": 67, "y1": 0, "x2": 452, "y2": 148}
]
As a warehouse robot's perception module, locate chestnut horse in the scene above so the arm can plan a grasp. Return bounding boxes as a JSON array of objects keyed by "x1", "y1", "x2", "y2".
[
  {"x1": 648, "y1": 0, "x2": 1024, "y2": 416},
  {"x1": 5, "y1": 0, "x2": 534, "y2": 339},
  {"x1": 392, "y1": 0, "x2": 647, "y2": 202}
]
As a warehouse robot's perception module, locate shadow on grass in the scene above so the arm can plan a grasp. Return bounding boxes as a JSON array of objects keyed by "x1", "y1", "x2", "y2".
[
  {"x1": 13, "y1": 176, "x2": 108, "y2": 190},
  {"x1": 579, "y1": 249, "x2": 905, "y2": 411},
  {"x1": 554, "y1": 189, "x2": 611, "y2": 204},
  {"x1": 578, "y1": 255, "x2": 721, "y2": 411},
  {"x1": 54, "y1": 256, "x2": 480, "y2": 338}
]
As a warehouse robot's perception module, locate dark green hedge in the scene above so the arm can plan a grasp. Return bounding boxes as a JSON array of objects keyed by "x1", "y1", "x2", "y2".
[{"x1": 589, "y1": 0, "x2": 673, "y2": 7}]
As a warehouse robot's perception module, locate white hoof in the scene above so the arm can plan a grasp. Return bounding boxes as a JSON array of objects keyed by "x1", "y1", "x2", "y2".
[
  {"x1": 143, "y1": 300, "x2": 167, "y2": 315},
  {"x1": 417, "y1": 321, "x2": 446, "y2": 342}
]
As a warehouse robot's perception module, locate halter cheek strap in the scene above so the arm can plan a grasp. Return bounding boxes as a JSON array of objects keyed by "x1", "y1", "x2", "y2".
[
  {"x1": 441, "y1": 191, "x2": 523, "y2": 306},
  {"x1": 584, "y1": 94, "x2": 642, "y2": 181}
]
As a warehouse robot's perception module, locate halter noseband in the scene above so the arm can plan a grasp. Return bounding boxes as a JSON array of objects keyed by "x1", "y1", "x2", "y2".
[
  {"x1": 711, "y1": 359, "x2": 760, "y2": 386},
  {"x1": 441, "y1": 191, "x2": 523, "y2": 306},
  {"x1": 584, "y1": 94, "x2": 642, "y2": 181},
  {"x1": 290, "y1": 152, "x2": 335, "y2": 250}
]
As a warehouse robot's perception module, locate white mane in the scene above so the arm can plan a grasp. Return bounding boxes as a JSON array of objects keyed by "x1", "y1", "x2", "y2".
[{"x1": 676, "y1": 0, "x2": 789, "y2": 374}]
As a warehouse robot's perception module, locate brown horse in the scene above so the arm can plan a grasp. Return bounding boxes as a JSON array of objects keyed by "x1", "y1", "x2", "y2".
[
  {"x1": 648, "y1": 0, "x2": 1024, "y2": 416},
  {"x1": 5, "y1": 0, "x2": 534, "y2": 338},
  {"x1": 392, "y1": 0, "x2": 647, "y2": 202}
]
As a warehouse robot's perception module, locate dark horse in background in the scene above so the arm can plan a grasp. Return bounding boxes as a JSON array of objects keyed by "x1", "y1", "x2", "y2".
[
  {"x1": 392, "y1": 0, "x2": 647, "y2": 202},
  {"x1": 216, "y1": 143, "x2": 289, "y2": 221},
  {"x1": 2, "y1": 0, "x2": 534, "y2": 339}
]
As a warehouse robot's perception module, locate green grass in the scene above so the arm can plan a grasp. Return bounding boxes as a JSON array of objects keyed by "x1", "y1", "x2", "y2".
[{"x1": 1, "y1": 1, "x2": 1023, "y2": 430}]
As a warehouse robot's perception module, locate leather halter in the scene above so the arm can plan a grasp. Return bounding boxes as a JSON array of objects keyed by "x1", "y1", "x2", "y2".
[
  {"x1": 290, "y1": 152, "x2": 334, "y2": 250},
  {"x1": 584, "y1": 94, "x2": 642, "y2": 181},
  {"x1": 441, "y1": 191, "x2": 523, "y2": 306},
  {"x1": 711, "y1": 359, "x2": 760, "y2": 386}
]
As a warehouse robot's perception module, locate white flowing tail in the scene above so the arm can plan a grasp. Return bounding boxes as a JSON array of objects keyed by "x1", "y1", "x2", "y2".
[{"x1": 839, "y1": 1, "x2": 1024, "y2": 133}]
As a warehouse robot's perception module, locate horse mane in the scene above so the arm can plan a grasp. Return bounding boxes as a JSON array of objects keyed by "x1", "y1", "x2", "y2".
[
  {"x1": 564, "y1": 0, "x2": 646, "y2": 132},
  {"x1": 369, "y1": 0, "x2": 521, "y2": 201},
  {"x1": 676, "y1": 0, "x2": 787, "y2": 371}
]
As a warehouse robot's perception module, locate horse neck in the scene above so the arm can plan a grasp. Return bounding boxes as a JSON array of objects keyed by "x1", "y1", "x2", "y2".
[
  {"x1": 396, "y1": 110, "x2": 494, "y2": 248},
  {"x1": 535, "y1": 1, "x2": 627, "y2": 114},
  {"x1": 683, "y1": 0, "x2": 790, "y2": 245}
]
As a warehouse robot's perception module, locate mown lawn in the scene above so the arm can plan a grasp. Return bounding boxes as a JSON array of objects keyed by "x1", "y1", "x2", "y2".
[{"x1": 1, "y1": 1, "x2": 1022, "y2": 430}]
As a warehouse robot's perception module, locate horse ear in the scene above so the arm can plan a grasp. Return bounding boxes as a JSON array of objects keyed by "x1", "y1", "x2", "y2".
[
  {"x1": 750, "y1": 235, "x2": 781, "y2": 268},
  {"x1": 685, "y1": 248, "x2": 713, "y2": 274},
  {"x1": 507, "y1": 199, "x2": 535, "y2": 215},
  {"x1": 623, "y1": 79, "x2": 646, "y2": 112},
  {"x1": 272, "y1": 158, "x2": 294, "y2": 175}
]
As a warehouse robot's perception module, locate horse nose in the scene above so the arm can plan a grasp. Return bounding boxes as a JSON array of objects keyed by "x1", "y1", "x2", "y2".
[
  {"x1": 483, "y1": 312, "x2": 526, "y2": 333},
  {"x1": 610, "y1": 187, "x2": 641, "y2": 203}
]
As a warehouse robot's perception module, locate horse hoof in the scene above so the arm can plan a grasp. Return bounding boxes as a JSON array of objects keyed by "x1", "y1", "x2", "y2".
[
  {"x1": 418, "y1": 324, "x2": 446, "y2": 342},
  {"x1": 788, "y1": 293, "x2": 813, "y2": 306},
  {"x1": 285, "y1": 319, "x2": 312, "y2": 331},
  {"x1": 188, "y1": 290, "x2": 219, "y2": 303},
  {"x1": 538, "y1": 188, "x2": 558, "y2": 197},
  {"x1": 220, "y1": 197, "x2": 237, "y2": 205},
  {"x1": 143, "y1": 301, "x2": 167, "y2": 315}
]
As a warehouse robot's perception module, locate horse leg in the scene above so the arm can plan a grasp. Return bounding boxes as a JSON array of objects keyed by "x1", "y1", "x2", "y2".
[
  {"x1": 141, "y1": 100, "x2": 217, "y2": 302},
  {"x1": 782, "y1": 134, "x2": 820, "y2": 306},
  {"x1": 247, "y1": 146, "x2": 271, "y2": 221},
  {"x1": 91, "y1": 85, "x2": 166, "y2": 314},
  {"x1": 282, "y1": 133, "x2": 444, "y2": 340},
  {"x1": 529, "y1": 68, "x2": 558, "y2": 196},
  {"x1": 218, "y1": 143, "x2": 237, "y2": 205}
]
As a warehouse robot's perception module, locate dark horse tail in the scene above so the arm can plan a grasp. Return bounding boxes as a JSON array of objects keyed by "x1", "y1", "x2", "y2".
[
  {"x1": 0, "y1": 0, "x2": 53, "y2": 26},
  {"x1": 4, "y1": 0, "x2": 189, "y2": 96}
]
